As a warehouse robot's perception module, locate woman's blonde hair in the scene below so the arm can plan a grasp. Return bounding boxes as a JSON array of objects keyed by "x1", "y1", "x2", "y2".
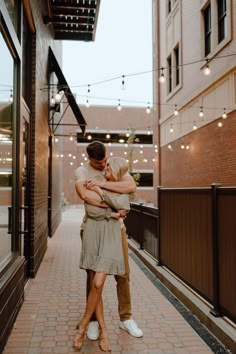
[{"x1": 107, "y1": 157, "x2": 129, "y2": 181}]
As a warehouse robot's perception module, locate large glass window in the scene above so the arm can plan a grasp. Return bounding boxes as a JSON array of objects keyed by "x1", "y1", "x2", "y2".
[
  {"x1": 0, "y1": 31, "x2": 14, "y2": 266},
  {"x1": 204, "y1": 4, "x2": 211, "y2": 56},
  {"x1": 218, "y1": 0, "x2": 227, "y2": 43}
]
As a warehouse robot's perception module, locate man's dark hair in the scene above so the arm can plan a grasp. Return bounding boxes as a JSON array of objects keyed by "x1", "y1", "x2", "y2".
[{"x1": 86, "y1": 141, "x2": 106, "y2": 160}]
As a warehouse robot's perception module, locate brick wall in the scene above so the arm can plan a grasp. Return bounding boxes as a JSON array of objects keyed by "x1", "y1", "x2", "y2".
[
  {"x1": 29, "y1": 0, "x2": 62, "y2": 276},
  {"x1": 161, "y1": 110, "x2": 236, "y2": 187}
]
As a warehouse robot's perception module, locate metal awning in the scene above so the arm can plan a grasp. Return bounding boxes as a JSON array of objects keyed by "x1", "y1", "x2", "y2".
[
  {"x1": 48, "y1": 47, "x2": 87, "y2": 135},
  {"x1": 44, "y1": 0, "x2": 101, "y2": 41}
]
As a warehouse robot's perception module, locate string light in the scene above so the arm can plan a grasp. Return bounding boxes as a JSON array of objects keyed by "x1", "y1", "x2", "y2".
[
  {"x1": 204, "y1": 60, "x2": 211, "y2": 76},
  {"x1": 170, "y1": 124, "x2": 174, "y2": 133},
  {"x1": 87, "y1": 134, "x2": 92, "y2": 140},
  {"x1": 87, "y1": 84, "x2": 91, "y2": 94},
  {"x1": 106, "y1": 133, "x2": 110, "y2": 139},
  {"x1": 55, "y1": 91, "x2": 61, "y2": 101},
  {"x1": 159, "y1": 67, "x2": 165, "y2": 83},
  {"x1": 168, "y1": 144, "x2": 172, "y2": 150},
  {"x1": 181, "y1": 143, "x2": 185, "y2": 149},
  {"x1": 51, "y1": 95, "x2": 56, "y2": 105},
  {"x1": 69, "y1": 134, "x2": 73, "y2": 141},
  {"x1": 147, "y1": 127, "x2": 151, "y2": 135},
  {"x1": 121, "y1": 75, "x2": 126, "y2": 90},
  {"x1": 193, "y1": 121, "x2": 197, "y2": 130},
  {"x1": 199, "y1": 107, "x2": 204, "y2": 117},
  {"x1": 85, "y1": 98, "x2": 90, "y2": 108},
  {"x1": 117, "y1": 99, "x2": 122, "y2": 111},
  {"x1": 174, "y1": 104, "x2": 179, "y2": 116},
  {"x1": 146, "y1": 102, "x2": 151, "y2": 114},
  {"x1": 9, "y1": 90, "x2": 13, "y2": 103},
  {"x1": 218, "y1": 121, "x2": 223, "y2": 127},
  {"x1": 222, "y1": 108, "x2": 227, "y2": 119}
]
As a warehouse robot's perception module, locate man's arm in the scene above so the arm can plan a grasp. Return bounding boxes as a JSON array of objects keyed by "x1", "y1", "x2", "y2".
[
  {"x1": 75, "y1": 182, "x2": 108, "y2": 208},
  {"x1": 85, "y1": 174, "x2": 136, "y2": 194}
]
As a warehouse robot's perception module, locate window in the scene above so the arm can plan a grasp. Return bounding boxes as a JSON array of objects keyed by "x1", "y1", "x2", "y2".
[
  {"x1": 204, "y1": 4, "x2": 211, "y2": 56},
  {"x1": 174, "y1": 45, "x2": 180, "y2": 86},
  {"x1": 0, "y1": 30, "x2": 14, "y2": 265},
  {"x1": 218, "y1": 0, "x2": 227, "y2": 43},
  {"x1": 167, "y1": 0, "x2": 172, "y2": 14},
  {"x1": 167, "y1": 55, "x2": 172, "y2": 93}
]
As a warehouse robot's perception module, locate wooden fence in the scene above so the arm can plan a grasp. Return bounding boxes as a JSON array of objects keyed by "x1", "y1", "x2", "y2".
[{"x1": 125, "y1": 185, "x2": 236, "y2": 324}]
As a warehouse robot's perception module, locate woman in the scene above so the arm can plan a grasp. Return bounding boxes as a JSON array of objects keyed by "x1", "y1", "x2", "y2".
[{"x1": 74, "y1": 157, "x2": 130, "y2": 352}]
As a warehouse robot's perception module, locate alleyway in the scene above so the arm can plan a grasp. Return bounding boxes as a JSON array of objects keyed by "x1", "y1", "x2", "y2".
[{"x1": 3, "y1": 207, "x2": 226, "y2": 354}]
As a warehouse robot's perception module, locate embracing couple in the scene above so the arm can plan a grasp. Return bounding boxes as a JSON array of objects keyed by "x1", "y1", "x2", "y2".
[{"x1": 74, "y1": 141, "x2": 143, "y2": 351}]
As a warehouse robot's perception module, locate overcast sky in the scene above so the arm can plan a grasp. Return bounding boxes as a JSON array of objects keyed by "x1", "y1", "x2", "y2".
[{"x1": 62, "y1": 0, "x2": 153, "y2": 107}]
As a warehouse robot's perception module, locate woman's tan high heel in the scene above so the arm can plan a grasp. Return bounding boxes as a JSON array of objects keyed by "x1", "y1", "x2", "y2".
[{"x1": 99, "y1": 327, "x2": 111, "y2": 352}]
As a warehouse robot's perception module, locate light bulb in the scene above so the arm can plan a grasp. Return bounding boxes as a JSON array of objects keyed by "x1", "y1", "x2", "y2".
[
  {"x1": 159, "y1": 68, "x2": 166, "y2": 83},
  {"x1": 55, "y1": 91, "x2": 61, "y2": 101},
  {"x1": 106, "y1": 133, "x2": 110, "y2": 139},
  {"x1": 222, "y1": 109, "x2": 227, "y2": 119},
  {"x1": 199, "y1": 107, "x2": 204, "y2": 117},
  {"x1": 193, "y1": 122, "x2": 197, "y2": 130},
  {"x1": 51, "y1": 96, "x2": 56, "y2": 105},
  {"x1": 204, "y1": 64, "x2": 211, "y2": 76},
  {"x1": 9, "y1": 93, "x2": 13, "y2": 103},
  {"x1": 69, "y1": 135, "x2": 73, "y2": 141},
  {"x1": 181, "y1": 144, "x2": 185, "y2": 149},
  {"x1": 170, "y1": 124, "x2": 174, "y2": 133},
  {"x1": 121, "y1": 75, "x2": 126, "y2": 90},
  {"x1": 218, "y1": 121, "x2": 223, "y2": 127},
  {"x1": 86, "y1": 99, "x2": 90, "y2": 108},
  {"x1": 174, "y1": 105, "x2": 179, "y2": 116},
  {"x1": 146, "y1": 102, "x2": 151, "y2": 114},
  {"x1": 117, "y1": 99, "x2": 122, "y2": 111}
]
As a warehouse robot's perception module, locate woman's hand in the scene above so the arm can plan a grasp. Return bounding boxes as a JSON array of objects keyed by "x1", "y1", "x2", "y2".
[
  {"x1": 118, "y1": 209, "x2": 128, "y2": 219},
  {"x1": 85, "y1": 178, "x2": 105, "y2": 189},
  {"x1": 110, "y1": 212, "x2": 121, "y2": 220}
]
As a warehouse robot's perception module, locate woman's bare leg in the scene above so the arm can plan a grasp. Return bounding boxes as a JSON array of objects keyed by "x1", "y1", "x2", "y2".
[{"x1": 74, "y1": 271, "x2": 108, "y2": 350}]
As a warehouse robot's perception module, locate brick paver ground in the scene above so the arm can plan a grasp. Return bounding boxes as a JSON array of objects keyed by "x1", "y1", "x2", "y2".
[{"x1": 3, "y1": 207, "x2": 213, "y2": 354}]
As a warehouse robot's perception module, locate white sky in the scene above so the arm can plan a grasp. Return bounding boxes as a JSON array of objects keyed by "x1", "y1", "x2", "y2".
[{"x1": 62, "y1": 0, "x2": 153, "y2": 107}]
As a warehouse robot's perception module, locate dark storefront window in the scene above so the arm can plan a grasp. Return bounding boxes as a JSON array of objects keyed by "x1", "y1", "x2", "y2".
[{"x1": 0, "y1": 31, "x2": 14, "y2": 266}]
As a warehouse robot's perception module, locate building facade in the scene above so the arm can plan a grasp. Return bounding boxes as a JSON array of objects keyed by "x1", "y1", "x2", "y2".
[
  {"x1": 153, "y1": 0, "x2": 236, "y2": 188},
  {"x1": 0, "y1": 0, "x2": 100, "y2": 350}
]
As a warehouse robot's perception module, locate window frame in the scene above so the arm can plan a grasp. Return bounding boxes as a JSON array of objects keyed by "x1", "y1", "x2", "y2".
[{"x1": 204, "y1": 4, "x2": 211, "y2": 56}]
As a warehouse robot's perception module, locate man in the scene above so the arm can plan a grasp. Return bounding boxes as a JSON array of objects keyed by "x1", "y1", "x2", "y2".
[{"x1": 75, "y1": 141, "x2": 143, "y2": 340}]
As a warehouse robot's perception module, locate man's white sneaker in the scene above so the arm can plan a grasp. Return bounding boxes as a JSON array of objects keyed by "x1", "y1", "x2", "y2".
[
  {"x1": 87, "y1": 321, "x2": 99, "y2": 340},
  {"x1": 119, "y1": 319, "x2": 143, "y2": 338}
]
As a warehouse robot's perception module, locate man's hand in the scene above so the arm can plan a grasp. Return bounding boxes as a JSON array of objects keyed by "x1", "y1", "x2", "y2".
[{"x1": 84, "y1": 178, "x2": 105, "y2": 189}]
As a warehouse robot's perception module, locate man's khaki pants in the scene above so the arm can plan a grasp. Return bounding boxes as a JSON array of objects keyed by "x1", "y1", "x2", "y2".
[{"x1": 85, "y1": 226, "x2": 132, "y2": 322}]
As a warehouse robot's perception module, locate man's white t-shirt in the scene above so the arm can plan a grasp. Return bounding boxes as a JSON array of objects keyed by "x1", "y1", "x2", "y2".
[{"x1": 75, "y1": 162, "x2": 105, "y2": 184}]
